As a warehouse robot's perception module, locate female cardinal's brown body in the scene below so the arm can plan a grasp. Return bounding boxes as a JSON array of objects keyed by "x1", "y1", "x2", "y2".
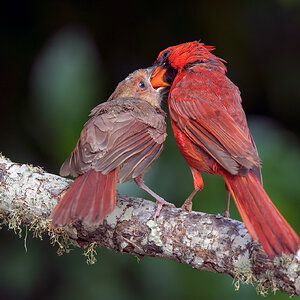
[
  {"x1": 150, "y1": 41, "x2": 300, "y2": 258},
  {"x1": 51, "y1": 68, "x2": 169, "y2": 226}
]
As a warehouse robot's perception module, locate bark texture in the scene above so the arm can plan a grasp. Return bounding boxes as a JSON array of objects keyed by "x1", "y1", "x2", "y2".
[{"x1": 0, "y1": 154, "x2": 299, "y2": 296}]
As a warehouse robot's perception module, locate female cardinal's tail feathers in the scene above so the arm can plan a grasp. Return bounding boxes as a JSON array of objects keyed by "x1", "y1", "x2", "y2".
[
  {"x1": 223, "y1": 170, "x2": 300, "y2": 258},
  {"x1": 51, "y1": 169, "x2": 117, "y2": 226}
]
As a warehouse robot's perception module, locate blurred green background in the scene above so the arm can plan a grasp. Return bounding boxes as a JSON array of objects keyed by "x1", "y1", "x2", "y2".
[{"x1": 1, "y1": 0, "x2": 300, "y2": 299}]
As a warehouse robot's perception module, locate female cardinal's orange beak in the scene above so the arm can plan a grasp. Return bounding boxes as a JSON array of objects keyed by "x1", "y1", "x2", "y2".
[{"x1": 150, "y1": 67, "x2": 170, "y2": 88}]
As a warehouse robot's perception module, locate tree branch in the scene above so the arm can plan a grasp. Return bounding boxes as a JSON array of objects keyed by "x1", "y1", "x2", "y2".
[{"x1": 0, "y1": 154, "x2": 299, "y2": 296}]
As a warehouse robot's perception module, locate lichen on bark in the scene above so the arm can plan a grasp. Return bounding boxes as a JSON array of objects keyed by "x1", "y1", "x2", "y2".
[{"x1": 0, "y1": 154, "x2": 299, "y2": 296}]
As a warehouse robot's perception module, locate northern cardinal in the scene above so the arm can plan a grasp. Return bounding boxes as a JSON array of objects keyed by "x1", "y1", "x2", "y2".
[
  {"x1": 51, "y1": 68, "x2": 172, "y2": 226},
  {"x1": 150, "y1": 41, "x2": 300, "y2": 258}
]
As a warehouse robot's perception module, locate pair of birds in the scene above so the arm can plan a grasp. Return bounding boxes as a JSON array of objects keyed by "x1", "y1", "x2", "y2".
[{"x1": 51, "y1": 41, "x2": 300, "y2": 259}]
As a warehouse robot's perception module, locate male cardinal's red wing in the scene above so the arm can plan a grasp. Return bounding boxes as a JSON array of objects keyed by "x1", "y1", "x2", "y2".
[
  {"x1": 249, "y1": 134, "x2": 263, "y2": 184},
  {"x1": 60, "y1": 106, "x2": 165, "y2": 182},
  {"x1": 169, "y1": 71, "x2": 261, "y2": 175}
]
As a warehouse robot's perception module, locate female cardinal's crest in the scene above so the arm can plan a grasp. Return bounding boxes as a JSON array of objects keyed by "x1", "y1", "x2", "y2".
[{"x1": 158, "y1": 41, "x2": 227, "y2": 73}]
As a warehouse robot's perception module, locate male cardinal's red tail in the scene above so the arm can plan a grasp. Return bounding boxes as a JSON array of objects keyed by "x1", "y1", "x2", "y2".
[
  {"x1": 51, "y1": 169, "x2": 117, "y2": 226},
  {"x1": 222, "y1": 170, "x2": 300, "y2": 258}
]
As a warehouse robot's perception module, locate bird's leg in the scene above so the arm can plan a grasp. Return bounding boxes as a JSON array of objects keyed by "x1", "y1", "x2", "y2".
[
  {"x1": 181, "y1": 188, "x2": 200, "y2": 212},
  {"x1": 134, "y1": 175, "x2": 175, "y2": 220},
  {"x1": 222, "y1": 185, "x2": 230, "y2": 218},
  {"x1": 181, "y1": 167, "x2": 203, "y2": 212}
]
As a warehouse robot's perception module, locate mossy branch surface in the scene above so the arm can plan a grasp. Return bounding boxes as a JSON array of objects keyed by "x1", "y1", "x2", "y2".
[{"x1": 0, "y1": 154, "x2": 299, "y2": 296}]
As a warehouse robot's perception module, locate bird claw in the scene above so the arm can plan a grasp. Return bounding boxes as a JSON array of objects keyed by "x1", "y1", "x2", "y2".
[
  {"x1": 181, "y1": 199, "x2": 193, "y2": 213},
  {"x1": 222, "y1": 210, "x2": 230, "y2": 218},
  {"x1": 154, "y1": 199, "x2": 175, "y2": 222}
]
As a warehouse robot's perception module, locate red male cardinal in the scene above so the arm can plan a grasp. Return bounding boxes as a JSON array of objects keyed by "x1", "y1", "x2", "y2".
[
  {"x1": 150, "y1": 41, "x2": 300, "y2": 258},
  {"x1": 51, "y1": 68, "x2": 172, "y2": 226}
]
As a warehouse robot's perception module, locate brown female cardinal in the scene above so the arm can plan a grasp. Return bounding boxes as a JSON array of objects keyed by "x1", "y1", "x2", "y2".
[
  {"x1": 150, "y1": 41, "x2": 300, "y2": 258},
  {"x1": 51, "y1": 68, "x2": 172, "y2": 226}
]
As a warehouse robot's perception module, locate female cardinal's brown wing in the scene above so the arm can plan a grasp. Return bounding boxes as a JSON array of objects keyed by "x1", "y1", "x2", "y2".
[
  {"x1": 60, "y1": 98, "x2": 166, "y2": 182},
  {"x1": 169, "y1": 70, "x2": 261, "y2": 175},
  {"x1": 98, "y1": 129, "x2": 163, "y2": 183}
]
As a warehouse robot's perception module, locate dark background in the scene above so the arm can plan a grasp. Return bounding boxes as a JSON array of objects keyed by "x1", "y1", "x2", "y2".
[{"x1": 1, "y1": 1, "x2": 300, "y2": 299}]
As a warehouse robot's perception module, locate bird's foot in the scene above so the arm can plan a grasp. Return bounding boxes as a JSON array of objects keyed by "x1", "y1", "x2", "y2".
[
  {"x1": 181, "y1": 199, "x2": 193, "y2": 213},
  {"x1": 222, "y1": 189, "x2": 230, "y2": 218},
  {"x1": 154, "y1": 198, "x2": 175, "y2": 221},
  {"x1": 134, "y1": 176, "x2": 175, "y2": 221},
  {"x1": 222, "y1": 209, "x2": 230, "y2": 218}
]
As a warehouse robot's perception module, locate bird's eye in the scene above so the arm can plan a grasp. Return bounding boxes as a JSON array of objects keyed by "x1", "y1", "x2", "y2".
[
  {"x1": 162, "y1": 50, "x2": 171, "y2": 59},
  {"x1": 138, "y1": 81, "x2": 146, "y2": 89}
]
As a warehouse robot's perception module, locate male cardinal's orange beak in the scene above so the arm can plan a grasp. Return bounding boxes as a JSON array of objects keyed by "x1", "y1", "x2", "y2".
[{"x1": 150, "y1": 66, "x2": 170, "y2": 88}]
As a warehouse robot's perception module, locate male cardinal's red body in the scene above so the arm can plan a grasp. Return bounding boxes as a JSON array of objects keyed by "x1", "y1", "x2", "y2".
[
  {"x1": 150, "y1": 41, "x2": 300, "y2": 258},
  {"x1": 51, "y1": 68, "x2": 171, "y2": 226}
]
